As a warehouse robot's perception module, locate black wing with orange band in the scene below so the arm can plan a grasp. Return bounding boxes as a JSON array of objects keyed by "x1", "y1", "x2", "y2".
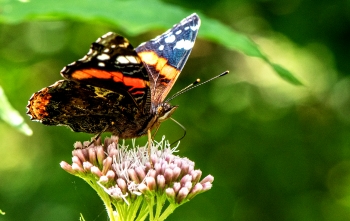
[
  {"x1": 60, "y1": 32, "x2": 150, "y2": 109},
  {"x1": 135, "y1": 13, "x2": 200, "y2": 106}
]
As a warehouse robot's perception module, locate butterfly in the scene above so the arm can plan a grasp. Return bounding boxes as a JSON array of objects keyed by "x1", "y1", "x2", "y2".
[{"x1": 27, "y1": 13, "x2": 201, "y2": 140}]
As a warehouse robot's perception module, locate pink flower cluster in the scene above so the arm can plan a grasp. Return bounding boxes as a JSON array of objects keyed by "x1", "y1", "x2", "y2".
[{"x1": 60, "y1": 136, "x2": 214, "y2": 205}]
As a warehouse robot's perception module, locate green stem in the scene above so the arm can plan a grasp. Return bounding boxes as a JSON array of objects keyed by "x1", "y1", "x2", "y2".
[
  {"x1": 83, "y1": 177, "x2": 116, "y2": 221},
  {"x1": 127, "y1": 196, "x2": 143, "y2": 221},
  {"x1": 148, "y1": 196, "x2": 155, "y2": 221},
  {"x1": 157, "y1": 204, "x2": 178, "y2": 221},
  {"x1": 135, "y1": 200, "x2": 149, "y2": 221},
  {"x1": 154, "y1": 194, "x2": 166, "y2": 220},
  {"x1": 115, "y1": 202, "x2": 127, "y2": 221}
]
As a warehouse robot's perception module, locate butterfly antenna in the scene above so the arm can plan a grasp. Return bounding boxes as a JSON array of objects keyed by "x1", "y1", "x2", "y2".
[
  {"x1": 165, "y1": 70, "x2": 229, "y2": 103},
  {"x1": 169, "y1": 117, "x2": 187, "y2": 146},
  {"x1": 167, "y1": 78, "x2": 201, "y2": 101}
]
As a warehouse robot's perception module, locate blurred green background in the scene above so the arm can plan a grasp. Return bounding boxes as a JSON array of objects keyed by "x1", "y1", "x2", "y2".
[{"x1": 1, "y1": 0, "x2": 350, "y2": 220}]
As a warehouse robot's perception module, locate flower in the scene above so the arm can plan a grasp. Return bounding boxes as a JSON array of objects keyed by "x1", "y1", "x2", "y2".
[{"x1": 60, "y1": 136, "x2": 214, "y2": 221}]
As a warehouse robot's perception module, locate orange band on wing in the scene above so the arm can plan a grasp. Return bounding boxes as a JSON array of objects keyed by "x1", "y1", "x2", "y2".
[
  {"x1": 123, "y1": 76, "x2": 144, "y2": 87},
  {"x1": 110, "y1": 71, "x2": 124, "y2": 81},
  {"x1": 72, "y1": 69, "x2": 112, "y2": 79},
  {"x1": 156, "y1": 57, "x2": 167, "y2": 71},
  {"x1": 138, "y1": 51, "x2": 159, "y2": 65},
  {"x1": 138, "y1": 51, "x2": 180, "y2": 81},
  {"x1": 71, "y1": 69, "x2": 147, "y2": 92},
  {"x1": 160, "y1": 66, "x2": 179, "y2": 81}
]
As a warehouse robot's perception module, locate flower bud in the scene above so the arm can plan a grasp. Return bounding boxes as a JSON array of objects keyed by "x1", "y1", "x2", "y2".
[
  {"x1": 145, "y1": 176, "x2": 156, "y2": 191},
  {"x1": 128, "y1": 169, "x2": 140, "y2": 183},
  {"x1": 91, "y1": 166, "x2": 102, "y2": 177},
  {"x1": 176, "y1": 187, "x2": 189, "y2": 204},
  {"x1": 157, "y1": 175, "x2": 165, "y2": 191},
  {"x1": 200, "y1": 175, "x2": 214, "y2": 185},
  {"x1": 60, "y1": 161, "x2": 75, "y2": 174}
]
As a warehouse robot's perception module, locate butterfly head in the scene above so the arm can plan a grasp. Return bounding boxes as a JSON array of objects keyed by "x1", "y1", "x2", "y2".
[{"x1": 155, "y1": 103, "x2": 178, "y2": 122}]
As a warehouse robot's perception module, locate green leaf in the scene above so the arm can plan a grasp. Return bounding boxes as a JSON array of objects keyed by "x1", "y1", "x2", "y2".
[
  {"x1": 1, "y1": 0, "x2": 301, "y2": 85},
  {"x1": 199, "y1": 17, "x2": 303, "y2": 85},
  {"x1": 270, "y1": 63, "x2": 303, "y2": 85},
  {"x1": 0, "y1": 86, "x2": 33, "y2": 136},
  {"x1": 199, "y1": 16, "x2": 264, "y2": 58}
]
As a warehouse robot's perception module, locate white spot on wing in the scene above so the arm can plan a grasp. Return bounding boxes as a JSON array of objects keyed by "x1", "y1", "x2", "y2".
[
  {"x1": 173, "y1": 39, "x2": 194, "y2": 50},
  {"x1": 102, "y1": 32, "x2": 112, "y2": 38},
  {"x1": 116, "y1": 56, "x2": 129, "y2": 64},
  {"x1": 79, "y1": 55, "x2": 89, "y2": 61},
  {"x1": 97, "y1": 54, "x2": 110, "y2": 61},
  {"x1": 165, "y1": 34, "x2": 176, "y2": 43},
  {"x1": 190, "y1": 24, "x2": 200, "y2": 31},
  {"x1": 175, "y1": 30, "x2": 182, "y2": 35},
  {"x1": 184, "y1": 26, "x2": 189, "y2": 30},
  {"x1": 159, "y1": 45, "x2": 164, "y2": 51},
  {"x1": 125, "y1": 55, "x2": 140, "y2": 64},
  {"x1": 118, "y1": 42, "x2": 129, "y2": 48},
  {"x1": 87, "y1": 49, "x2": 94, "y2": 55},
  {"x1": 98, "y1": 62, "x2": 105, "y2": 67}
]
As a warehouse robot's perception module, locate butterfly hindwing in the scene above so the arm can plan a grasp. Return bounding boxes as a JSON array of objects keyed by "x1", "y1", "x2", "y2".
[{"x1": 27, "y1": 80, "x2": 149, "y2": 137}]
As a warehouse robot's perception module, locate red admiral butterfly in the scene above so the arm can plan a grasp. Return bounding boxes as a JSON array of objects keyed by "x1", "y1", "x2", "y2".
[{"x1": 27, "y1": 14, "x2": 201, "y2": 139}]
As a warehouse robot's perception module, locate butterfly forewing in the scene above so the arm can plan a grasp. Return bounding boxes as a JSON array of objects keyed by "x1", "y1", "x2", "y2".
[
  {"x1": 135, "y1": 13, "x2": 200, "y2": 105},
  {"x1": 61, "y1": 32, "x2": 150, "y2": 109}
]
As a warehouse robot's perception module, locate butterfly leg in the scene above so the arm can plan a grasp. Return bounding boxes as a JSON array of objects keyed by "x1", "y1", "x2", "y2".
[
  {"x1": 151, "y1": 124, "x2": 161, "y2": 140},
  {"x1": 88, "y1": 124, "x2": 110, "y2": 147}
]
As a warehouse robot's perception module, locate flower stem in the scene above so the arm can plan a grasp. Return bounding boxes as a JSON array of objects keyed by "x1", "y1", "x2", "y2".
[
  {"x1": 83, "y1": 177, "x2": 116, "y2": 221},
  {"x1": 157, "y1": 204, "x2": 178, "y2": 221},
  {"x1": 154, "y1": 194, "x2": 166, "y2": 219},
  {"x1": 135, "y1": 200, "x2": 149, "y2": 221},
  {"x1": 148, "y1": 196, "x2": 155, "y2": 221},
  {"x1": 126, "y1": 196, "x2": 143, "y2": 221}
]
